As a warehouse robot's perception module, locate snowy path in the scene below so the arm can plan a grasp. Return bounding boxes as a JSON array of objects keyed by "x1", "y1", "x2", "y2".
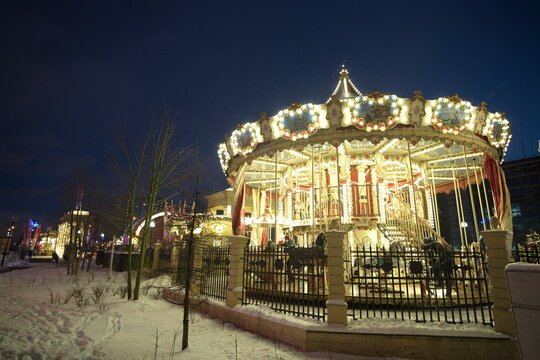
[{"x1": 0, "y1": 263, "x2": 405, "y2": 360}]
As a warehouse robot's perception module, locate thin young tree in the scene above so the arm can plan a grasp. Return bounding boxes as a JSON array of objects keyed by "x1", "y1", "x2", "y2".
[
  {"x1": 112, "y1": 135, "x2": 149, "y2": 299},
  {"x1": 133, "y1": 113, "x2": 191, "y2": 300},
  {"x1": 181, "y1": 145, "x2": 201, "y2": 350}
]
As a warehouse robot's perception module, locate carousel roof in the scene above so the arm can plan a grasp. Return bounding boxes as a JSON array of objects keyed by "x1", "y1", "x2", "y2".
[{"x1": 218, "y1": 68, "x2": 511, "y2": 179}]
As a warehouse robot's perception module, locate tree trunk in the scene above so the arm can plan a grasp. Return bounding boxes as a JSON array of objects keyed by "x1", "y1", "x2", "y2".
[
  {"x1": 134, "y1": 185, "x2": 158, "y2": 300},
  {"x1": 182, "y1": 147, "x2": 200, "y2": 350},
  {"x1": 127, "y1": 192, "x2": 136, "y2": 299},
  {"x1": 67, "y1": 210, "x2": 75, "y2": 275}
]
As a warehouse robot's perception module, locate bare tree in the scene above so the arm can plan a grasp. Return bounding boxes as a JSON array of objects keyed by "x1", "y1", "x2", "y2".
[
  {"x1": 112, "y1": 134, "x2": 148, "y2": 299},
  {"x1": 132, "y1": 113, "x2": 191, "y2": 300}
]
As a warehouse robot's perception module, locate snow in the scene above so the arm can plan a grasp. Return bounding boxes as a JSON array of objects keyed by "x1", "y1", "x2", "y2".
[
  {"x1": 233, "y1": 302, "x2": 504, "y2": 339},
  {"x1": 0, "y1": 263, "x2": 411, "y2": 359}
]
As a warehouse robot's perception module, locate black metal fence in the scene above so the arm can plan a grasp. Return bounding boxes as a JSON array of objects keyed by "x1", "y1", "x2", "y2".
[
  {"x1": 242, "y1": 246, "x2": 327, "y2": 321},
  {"x1": 514, "y1": 244, "x2": 540, "y2": 264},
  {"x1": 199, "y1": 245, "x2": 230, "y2": 301},
  {"x1": 346, "y1": 245, "x2": 493, "y2": 326}
]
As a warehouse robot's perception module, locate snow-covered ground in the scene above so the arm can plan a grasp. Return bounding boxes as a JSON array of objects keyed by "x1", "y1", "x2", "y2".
[{"x1": 0, "y1": 262, "x2": 409, "y2": 360}]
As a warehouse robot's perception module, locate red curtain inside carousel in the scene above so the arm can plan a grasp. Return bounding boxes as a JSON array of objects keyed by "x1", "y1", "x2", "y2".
[{"x1": 483, "y1": 153, "x2": 512, "y2": 231}]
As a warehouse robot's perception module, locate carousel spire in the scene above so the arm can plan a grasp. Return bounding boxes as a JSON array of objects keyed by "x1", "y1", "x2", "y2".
[{"x1": 327, "y1": 65, "x2": 361, "y2": 102}]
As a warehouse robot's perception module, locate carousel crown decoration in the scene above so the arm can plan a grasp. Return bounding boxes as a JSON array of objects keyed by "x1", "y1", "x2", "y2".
[
  {"x1": 431, "y1": 94, "x2": 475, "y2": 135},
  {"x1": 351, "y1": 91, "x2": 401, "y2": 132},
  {"x1": 230, "y1": 122, "x2": 258, "y2": 156},
  {"x1": 276, "y1": 103, "x2": 320, "y2": 141}
]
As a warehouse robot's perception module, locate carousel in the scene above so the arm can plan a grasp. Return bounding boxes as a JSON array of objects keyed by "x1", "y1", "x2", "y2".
[{"x1": 218, "y1": 66, "x2": 512, "y2": 249}]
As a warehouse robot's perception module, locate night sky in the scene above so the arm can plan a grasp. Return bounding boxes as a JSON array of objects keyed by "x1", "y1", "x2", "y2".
[{"x1": 1, "y1": 1, "x2": 539, "y2": 229}]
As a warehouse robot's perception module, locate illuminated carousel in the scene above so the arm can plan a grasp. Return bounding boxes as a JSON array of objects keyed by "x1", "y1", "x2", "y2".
[{"x1": 218, "y1": 66, "x2": 512, "y2": 249}]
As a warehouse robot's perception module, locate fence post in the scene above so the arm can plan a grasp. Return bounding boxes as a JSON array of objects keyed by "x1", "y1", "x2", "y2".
[
  {"x1": 191, "y1": 238, "x2": 204, "y2": 297},
  {"x1": 325, "y1": 231, "x2": 348, "y2": 325},
  {"x1": 170, "y1": 240, "x2": 180, "y2": 284},
  {"x1": 152, "y1": 242, "x2": 162, "y2": 272},
  {"x1": 481, "y1": 229, "x2": 516, "y2": 336},
  {"x1": 226, "y1": 235, "x2": 247, "y2": 307}
]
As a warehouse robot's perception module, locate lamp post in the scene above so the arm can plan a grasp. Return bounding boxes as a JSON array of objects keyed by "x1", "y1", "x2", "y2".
[{"x1": 1, "y1": 218, "x2": 17, "y2": 265}]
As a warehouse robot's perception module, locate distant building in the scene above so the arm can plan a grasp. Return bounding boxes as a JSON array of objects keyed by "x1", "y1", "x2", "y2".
[
  {"x1": 57, "y1": 210, "x2": 94, "y2": 257},
  {"x1": 206, "y1": 188, "x2": 254, "y2": 216},
  {"x1": 39, "y1": 227, "x2": 58, "y2": 255},
  {"x1": 502, "y1": 155, "x2": 540, "y2": 242}
]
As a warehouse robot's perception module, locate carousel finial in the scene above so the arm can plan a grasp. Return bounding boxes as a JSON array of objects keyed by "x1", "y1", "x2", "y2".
[{"x1": 339, "y1": 64, "x2": 349, "y2": 78}]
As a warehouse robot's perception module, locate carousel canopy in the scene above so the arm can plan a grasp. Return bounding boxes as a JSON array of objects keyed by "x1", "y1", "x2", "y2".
[{"x1": 218, "y1": 67, "x2": 511, "y2": 190}]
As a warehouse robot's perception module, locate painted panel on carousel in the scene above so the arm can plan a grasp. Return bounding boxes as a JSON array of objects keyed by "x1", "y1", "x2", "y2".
[
  {"x1": 474, "y1": 102, "x2": 488, "y2": 133},
  {"x1": 231, "y1": 123, "x2": 258, "y2": 155},
  {"x1": 258, "y1": 112, "x2": 274, "y2": 143},
  {"x1": 326, "y1": 95, "x2": 344, "y2": 128},
  {"x1": 408, "y1": 91, "x2": 426, "y2": 126},
  {"x1": 351, "y1": 91, "x2": 400, "y2": 132},
  {"x1": 277, "y1": 103, "x2": 320, "y2": 141},
  {"x1": 431, "y1": 95, "x2": 474, "y2": 135}
]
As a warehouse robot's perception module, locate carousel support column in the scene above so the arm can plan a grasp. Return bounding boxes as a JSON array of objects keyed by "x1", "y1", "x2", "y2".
[
  {"x1": 428, "y1": 166, "x2": 441, "y2": 235},
  {"x1": 226, "y1": 235, "x2": 248, "y2": 307},
  {"x1": 473, "y1": 165, "x2": 487, "y2": 231},
  {"x1": 406, "y1": 140, "x2": 420, "y2": 242},
  {"x1": 325, "y1": 231, "x2": 347, "y2": 325},
  {"x1": 311, "y1": 146, "x2": 316, "y2": 243},
  {"x1": 319, "y1": 150, "x2": 325, "y2": 235},
  {"x1": 152, "y1": 242, "x2": 161, "y2": 272},
  {"x1": 463, "y1": 147, "x2": 480, "y2": 242},
  {"x1": 482, "y1": 230, "x2": 516, "y2": 337},
  {"x1": 274, "y1": 152, "x2": 279, "y2": 243},
  {"x1": 480, "y1": 166, "x2": 492, "y2": 220},
  {"x1": 456, "y1": 166, "x2": 469, "y2": 247},
  {"x1": 335, "y1": 145, "x2": 342, "y2": 228},
  {"x1": 451, "y1": 165, "x2": 466, "y2": 248}
]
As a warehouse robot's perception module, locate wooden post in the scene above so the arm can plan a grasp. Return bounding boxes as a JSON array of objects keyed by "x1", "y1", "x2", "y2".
[
  {"x1": 152, "y1": 242, "x2": 162, "y2": 271},
  {"x1": 482, "y1": 230, "x2": 516, "y2": 336},
  {"x1": 325, "y1": 231, "x2": 347, "y2": 325},
  {"x1": 226, "y1": 235, "x2": 247, "y2": 307}
]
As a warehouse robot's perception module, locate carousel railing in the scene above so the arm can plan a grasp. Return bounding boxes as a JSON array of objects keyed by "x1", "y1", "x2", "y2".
[
  {"x1": 309, "y1": 184, "x2": 379, "y2": 220},
  {"x1": 346, "y1": 244, "x2": 493, "y2": 326},
  {"x1": 389, "y1": 193, "x2": 448, "y2": 246},
  {"x1": 242, "y1": 246, "x2": 327, "y2": 320}
]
